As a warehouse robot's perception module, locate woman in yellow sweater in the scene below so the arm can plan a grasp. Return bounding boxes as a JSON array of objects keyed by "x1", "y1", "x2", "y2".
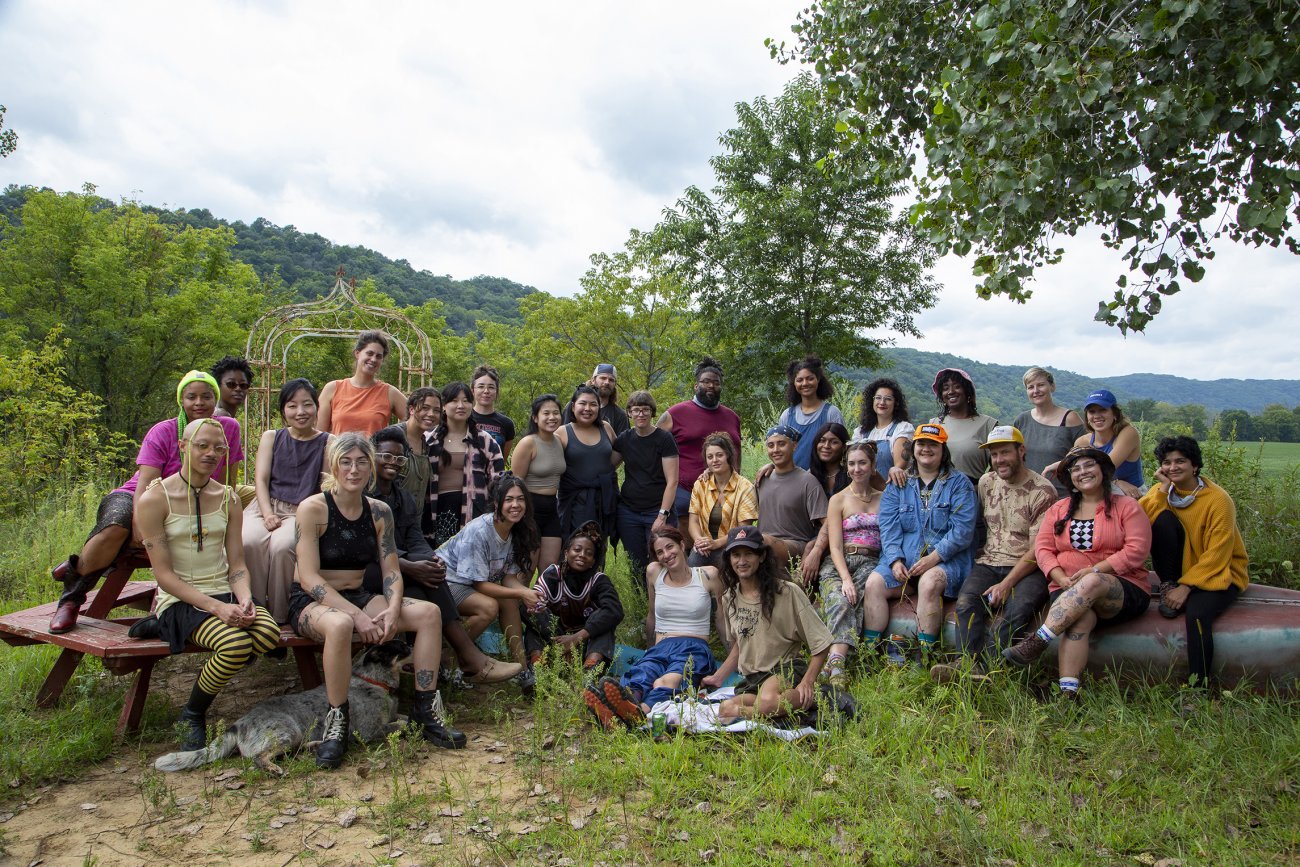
[{"x1": 1140, "y1": 436, "x2": 1249, "y2": 688}]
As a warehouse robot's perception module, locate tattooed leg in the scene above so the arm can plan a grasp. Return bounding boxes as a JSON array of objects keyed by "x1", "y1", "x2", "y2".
[
  {"x1": 396, "y1": 598, "x2": 442, "y2": 683},
  {"x1": 1056, "y1": 609, "x2": 1098, "y2": 679},
  {"x1": 1043, "y1": 572, "x2": 1119, "y2": 635}
]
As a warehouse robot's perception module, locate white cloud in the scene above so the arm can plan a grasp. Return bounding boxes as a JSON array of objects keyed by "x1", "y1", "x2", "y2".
[{"x1": 1, "y1": 0, "x2": 1296, "y2": 379}]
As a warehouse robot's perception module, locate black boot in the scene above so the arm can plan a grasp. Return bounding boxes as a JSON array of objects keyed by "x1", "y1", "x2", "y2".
[
  {"x1": 412, "y1": 690, "x2": 466, "y2": 749},
  {"x1": 316, "y1": 702, "x2": 350, "y2": 769},
  {"x1": 178, "y1": 684, "x2": 217, "y2": 751}
]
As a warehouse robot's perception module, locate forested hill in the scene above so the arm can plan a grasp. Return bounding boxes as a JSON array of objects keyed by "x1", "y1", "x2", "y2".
[
  {"x1": 843, "y1": 348, "x2": 1300, "y2": 418},
  {"x1": 0, "y1": 185, "x2": 536, "y2": 333}
]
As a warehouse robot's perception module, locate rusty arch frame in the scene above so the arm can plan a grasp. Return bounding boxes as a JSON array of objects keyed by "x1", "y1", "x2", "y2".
[{"x1": 239, "y1": 268, "x2": 434, "y2": 470}]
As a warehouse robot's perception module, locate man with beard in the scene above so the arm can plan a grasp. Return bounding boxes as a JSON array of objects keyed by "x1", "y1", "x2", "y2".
[
  {"x1": 563, "y1": 363, "x2": 629, "y2": 435},
  {"x1": 658, "y1": 357, "x2": 742, "y2": 544},
  {"x1": 930, "y1": 426, "x2": 1057, "y2": 682}
]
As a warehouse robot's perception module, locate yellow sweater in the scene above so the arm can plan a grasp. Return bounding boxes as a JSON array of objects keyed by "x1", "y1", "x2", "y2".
[{"x1": 1140, "y1": 478, "x2": 1249, "y2": 592}]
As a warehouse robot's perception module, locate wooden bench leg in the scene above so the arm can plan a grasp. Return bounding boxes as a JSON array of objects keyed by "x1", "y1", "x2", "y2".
[
  {"x1": 36, "y1": 648, "x2": 85, "y2": 708},
  {"x1": 117, "y1": 660, "x2": 155, "y2": 737},
  {"x1": 294, "y1": 646, "x2": 322, "y2": 690},
  {"x1": 84, "y1": 565, "x2": 134, "y2": 620}
]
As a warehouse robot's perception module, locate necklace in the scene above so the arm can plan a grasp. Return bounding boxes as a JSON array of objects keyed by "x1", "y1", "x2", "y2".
[
  {"x1": 180, "y1": 474, "x2": 211, "y2": 551},
  {"x1": 849, "y1": 484, "x2": 871, "y2": 500}
]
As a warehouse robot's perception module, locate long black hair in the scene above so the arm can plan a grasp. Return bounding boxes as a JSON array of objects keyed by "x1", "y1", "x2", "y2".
[
  {"x1": 436, "y1": 381, "x2": 482, "y2": 467},
  {"x1": 809, "y1": 422, "x2": 850, "y2": 495},
  {"x1": 568, "y1": 384, "x2": 602, "y2": 424},
  {"x1": 1053, "y1": 455, "x2": 1117, "y2": 536},
  {"x1": 492, "y1": 474, "x2": 540, "y2": 574},
  {"x1": 525, "y1": 393, "x2": 561, "y2": 436},
  {"x1": 858, "y1": 377, "x2": 910, "y2": 432},
  {"x1": 720, "y1": 540, "x2": 785, "y2": 623}
]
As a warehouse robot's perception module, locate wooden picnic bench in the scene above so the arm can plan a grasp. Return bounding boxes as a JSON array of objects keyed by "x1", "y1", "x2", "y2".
[{"x1": 0, "y1": 550, "x2": 334, "y2": 736}]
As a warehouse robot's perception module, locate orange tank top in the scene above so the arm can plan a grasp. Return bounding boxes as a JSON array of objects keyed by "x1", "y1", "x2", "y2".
[{"x1": 329, "y1": 379, "x2": 391, "y2": 435}]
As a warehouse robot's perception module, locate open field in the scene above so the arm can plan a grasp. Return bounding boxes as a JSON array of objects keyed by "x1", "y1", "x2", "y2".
[{"x1": 1224, "y1": 441, "x2": 1300, "y2": 479}]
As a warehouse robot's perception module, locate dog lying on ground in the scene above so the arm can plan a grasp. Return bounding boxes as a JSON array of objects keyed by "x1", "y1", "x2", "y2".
[{"x1": 154, "y1": 640, "x2": 408, "y2": 773}]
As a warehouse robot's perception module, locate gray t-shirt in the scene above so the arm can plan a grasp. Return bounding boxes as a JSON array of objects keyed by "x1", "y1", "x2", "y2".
[
  {"x1": 931, "y1": 414, "x2": 999, "y2": 481},
  {"x1": 435, "y1": 513, "x2": 519, "y2": 588},
  {"x1": 755, "y1": 467, "x2": 828, "y2": 547},
  {"x1": 1012, "y1": 410, "x2": 1086, "y2": 497}
]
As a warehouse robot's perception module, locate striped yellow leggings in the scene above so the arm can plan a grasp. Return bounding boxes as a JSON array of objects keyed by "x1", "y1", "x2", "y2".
[{"x1": 190, "y1": 606, "x2": 280, "y2": 696}]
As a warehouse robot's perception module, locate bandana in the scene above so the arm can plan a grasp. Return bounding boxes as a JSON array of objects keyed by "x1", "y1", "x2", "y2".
[{"x1": 765, "y1": 424, "x2": 801, "y2": 442}]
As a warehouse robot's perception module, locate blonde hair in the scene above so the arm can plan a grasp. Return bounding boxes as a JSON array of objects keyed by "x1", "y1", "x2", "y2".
[
  {"x1": 1022, "y1": 366, "x2": 1055, "y2": 387},
  {"x1": 320, "y1": 432, "x2": 375, "y2": 494}
]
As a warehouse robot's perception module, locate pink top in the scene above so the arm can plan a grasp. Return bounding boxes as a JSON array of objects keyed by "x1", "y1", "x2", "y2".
[
  {"x1": 1035, "y1": 495, "x2": 1152, "y2": 592},
  {"x1": 842, "y1": 512, "x2": 881, "y2": 551},
  {"x1": 329, "y1": 379, "x2": 392, "y2": 436},
  {"x1": 113, "y1": 416, "x2": 244, "y2": 495},
  {"x1": 667, "y1": 400, "x2": 741, "y2": 489}
]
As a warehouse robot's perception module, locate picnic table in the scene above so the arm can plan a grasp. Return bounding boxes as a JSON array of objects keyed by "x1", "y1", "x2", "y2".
[{"x1": 0, "y1": 550, "x2": 331, "y2": 736}]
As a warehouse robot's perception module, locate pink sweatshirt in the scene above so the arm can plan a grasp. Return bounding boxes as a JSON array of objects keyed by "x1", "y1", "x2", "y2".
[{"x1": 1035, "y1": 494, "x2": 1153, "y2": 592}]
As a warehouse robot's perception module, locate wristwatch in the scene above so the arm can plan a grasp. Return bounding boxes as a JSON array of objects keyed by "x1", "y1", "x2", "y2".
[{"x1": 658, "y1": 509, "x2": 672, "y2": 517}]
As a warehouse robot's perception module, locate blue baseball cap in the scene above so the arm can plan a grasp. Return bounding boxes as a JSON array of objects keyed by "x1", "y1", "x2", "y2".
[{"x1": 1084, "y1": 389, "x2": 1118, "y2": 410}]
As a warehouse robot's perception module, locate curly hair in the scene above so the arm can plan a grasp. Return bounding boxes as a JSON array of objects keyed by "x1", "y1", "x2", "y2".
[
  {"x1": 858, "y1": 378, "x2": 910, "y2": 432},
  {"x1": 784, "y1": 355, "x2": 833, "y2": 405}
]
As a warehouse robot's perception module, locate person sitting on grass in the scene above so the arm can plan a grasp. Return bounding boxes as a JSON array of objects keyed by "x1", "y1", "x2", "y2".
[
  {"x1": 583, "y1": 527, "x2": 726, "y2": 731},
  {"x1": 524, "y1": 522, "x2": 624, "y2": 676},
  {"x1": 1140, "y1": 436, "x2": 1249, "y2": 691},
  {"x1": 435, "y1": 474, "x2": 542, "y2": 693},
  {"x1": 140, "y1": 418, "x2": 279, "y2": 751},
  {"x1": 1003, "y1": 447, "x2": 1153, "y2": 701},
  {"x1": 291, "y1": 433, "x2": 465, "y2": 768},
  {"x1": 701, "y1": 526, "x2": 833, "y2": 724},
  {"x1": 930, "y1": 426, "x2": 1057, "y2": 683},
  {"x1": 864, "y1": 423, "x2": 977, "y2": 664},
  {"x1": 754, "y1": 424, "x2": 829, "y2": 586},
  {"x1": 49, "y1": 370, "x2": 244, "y2": 634},
  {"x1": 816, "y1": 440, "x2": 883, "y2": 686},
  {"x1": 364, "y1": 427, "x2": 522, "y2": 687}
]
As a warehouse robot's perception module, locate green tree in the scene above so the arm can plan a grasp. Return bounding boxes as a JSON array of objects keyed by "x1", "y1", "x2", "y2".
[
  {"x1": 1255, "y1": 403, "x2": 1299, "y2": 442},
  {"x1": 655, "y1": 72, "x2": 938, "y2": 413},
  {"x1": 473, "y1": 232, "x2": 700, "y2": 427},
  {"x1": 1215, "y1": 409, "x2": 1256, "y2": 441},
  {"x1": 0, "y1": 105, "x2": 16, "y2": 158},
  {"x1": 778, "y1": 0, "x2": 1300, "y2": 332},
  {"x1": 0, "y1": 188, "x2": 268, "y2": 436}
]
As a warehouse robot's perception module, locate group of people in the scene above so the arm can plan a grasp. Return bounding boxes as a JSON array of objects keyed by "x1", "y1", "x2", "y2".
[{"x1": 47, "y1": 337, "x2": 1251, "y2": 765}]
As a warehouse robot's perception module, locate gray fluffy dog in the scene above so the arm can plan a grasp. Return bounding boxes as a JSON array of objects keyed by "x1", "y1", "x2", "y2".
[{"x1": 154, "y1": 641, "x2": 409, "y2": 773}]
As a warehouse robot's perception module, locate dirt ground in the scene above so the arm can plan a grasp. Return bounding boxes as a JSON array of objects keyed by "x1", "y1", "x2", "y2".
[{"x1": 0, "y1": 655, "x2": 600, "y2": 866}]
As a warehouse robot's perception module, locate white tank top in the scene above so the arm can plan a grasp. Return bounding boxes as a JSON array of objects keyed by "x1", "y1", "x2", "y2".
[{"x1": 654, "y1": 567, "x2": 711, "y2": 637}]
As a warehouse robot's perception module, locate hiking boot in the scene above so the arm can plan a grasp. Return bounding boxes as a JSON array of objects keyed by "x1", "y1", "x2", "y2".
[
  {"x1": 177, "y1": 684, "x2": 216, "y2": 751},
  {"x1": 513, "y1": 668, "x2": 536, "y2": 699},
  {"x1": 1158, "y1": 582, "x2": 1181, "y2": 619},
  {"x1": 316, "y1": 703, "x2": 350, "y2": 770},
  {"x1": 412, "y1": 690, "x2": 467, "y2": 749},
  {"x1": 883, "y1": 637, "x2": 910, "y2": 667},
  {"x1": 465, "y1": 658, "x2": 522, "y2": 685},
  {"x1": 930, "y1": 659, "x2": 988, "y2": 684},
  {"x1": 600, "y1": 677, "x2": 646, "y2": 730},
  {"x1": 1003, "y1": 633, "x2": 1050, "y2": 668},
  {"x1": 582, "y1": 684, "x2": 620, "y2": 731},
  {"x1": 49, "y1": 600, "x2": 81, "y2": 634}
]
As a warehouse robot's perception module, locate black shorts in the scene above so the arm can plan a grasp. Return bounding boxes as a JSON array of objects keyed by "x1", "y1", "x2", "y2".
[
  {"x1": 531, "y1": 491, "x2": 562, "y2": 538},
  {"x1": 287, "y1": 583, "x2": 378, "y2": 636},
  {"x1": 1049, "y1": 575, "x2": 1150, "y2": 627},
  {"x1": 157, "y1": 592, "x2": 233, "y2": 654},
  {"x1": 735, "y1": 658, "x2": 810, "y2": 695}
]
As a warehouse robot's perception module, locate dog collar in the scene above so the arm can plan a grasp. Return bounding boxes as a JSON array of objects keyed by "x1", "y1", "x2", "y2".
[{"x1": 357, "y1": 674, "x2": 395, "y2": 693}]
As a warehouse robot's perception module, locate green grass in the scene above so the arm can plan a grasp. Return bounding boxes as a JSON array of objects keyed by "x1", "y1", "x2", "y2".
[{"x1": 1218, "y1": 441, "x2": 1300, "y2": 479}]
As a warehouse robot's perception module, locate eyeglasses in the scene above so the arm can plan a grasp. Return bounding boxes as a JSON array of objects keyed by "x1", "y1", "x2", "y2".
[
  {"x1": 376, "y1": 454, "x2": 408, "y2": 466},
  {"x1": 1069, "y1": 459, "x2": 1100, "y2": 474},
  {"x1": 628, "y1": 407, "x2": 654, "y2": 416},
  {"x1": 222, "y1": 380, "x2": 250, "y2": 390},
  {"x1": 338, "y1": 457, "x2": 372, "y2": 470},
  {"x1": 188, "y1": 441, "x2": 229, "y2": 455}
]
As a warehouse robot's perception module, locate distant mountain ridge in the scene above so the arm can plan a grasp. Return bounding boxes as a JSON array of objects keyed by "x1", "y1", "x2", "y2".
[{"x1": 842, "y1": 348, "x2": 1300, "y2": 417}]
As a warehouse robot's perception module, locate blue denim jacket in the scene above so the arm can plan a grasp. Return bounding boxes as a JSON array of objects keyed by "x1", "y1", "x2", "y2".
[{"x1": 878, "y1": 470, "x2": 978, "y2": 596}]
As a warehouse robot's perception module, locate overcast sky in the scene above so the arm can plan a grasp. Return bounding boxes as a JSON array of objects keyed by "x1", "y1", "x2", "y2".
[{"x1": 2, "y1": 1, "x2": 1295, "y2": 383}]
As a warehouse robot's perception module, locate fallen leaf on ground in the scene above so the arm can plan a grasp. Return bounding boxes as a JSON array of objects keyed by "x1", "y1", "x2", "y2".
[
  {"x1": 337, "y1": 807, "x2": 359, "y2": 828},
  {"x1": 421, "y1": 832, "x2": 444, "y2": 845},
  {"x1": 177, "y1": 822, "x2": 204, "y2": 837},
  {"x1": 316, "y1": 838, "x2": 335, "y2": 850},
  {"x1": 438, "y1": 807, "x2": 464, "y2": 817},
  {"x1": 488, "y1": 757, "x2": 506, "y2": 764},
  {"x1": 0, "y1": 813, "x2": 13, "y2": 823},
  {"x1": 359, "y1": 792, "x2": 375, "y2": 802},
  {"x1": 695, "y1": 801, "x2": 712, "y2": 813},
  {"x1": 175, "y1": 795, "x2": 197, "y2": 807},
  {"x1": 212, "y1": 769, "x2": 240, "y2": 782},
  {"x1": 364, "y1": 834, "x2": 390, "y2": 849},
  {"x1": 224, "y1": 781, "x2": 245, "y2": 791},
  {"x1": 700, "y1": 849, "x2": 717, "y2": 862},
  {"x1": 80, "y1": 803, "x2": 98, "y2": 811},
  {"x1": 674, "y1": 831, "x2": 690, "y2": 842},
  {"x1": 569, "y1": 817, "x2": 587, "y2": 830}
]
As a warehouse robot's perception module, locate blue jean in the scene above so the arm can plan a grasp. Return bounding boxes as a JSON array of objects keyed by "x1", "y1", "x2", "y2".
[
  {"x1": 617, "y1": 503, "x2": 674, "y2": 595},
  {"x1": 620, "y1": 636, "x2": 717, "y2": 707}
]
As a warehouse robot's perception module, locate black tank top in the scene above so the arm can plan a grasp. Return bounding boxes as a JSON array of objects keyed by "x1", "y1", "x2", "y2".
[{"x1": 318, "y1": 491, "x2": 379, "y2": 570}]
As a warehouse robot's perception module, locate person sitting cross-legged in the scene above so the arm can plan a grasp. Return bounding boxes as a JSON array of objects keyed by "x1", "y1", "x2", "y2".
[{"x1": 524, "y1": 522, "x2": 624, "y2": 675}]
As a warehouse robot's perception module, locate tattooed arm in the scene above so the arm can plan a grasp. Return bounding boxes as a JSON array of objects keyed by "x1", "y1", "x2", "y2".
[
  {"x1": 293, "y1": 496, "x2": 374, "y2": 624},
  {"x1": 371, "y1": 499, "x2": 405, "y2": 636},
  {"x1": 138, "y1": 479, "x2": 249, "y2": 627}
]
